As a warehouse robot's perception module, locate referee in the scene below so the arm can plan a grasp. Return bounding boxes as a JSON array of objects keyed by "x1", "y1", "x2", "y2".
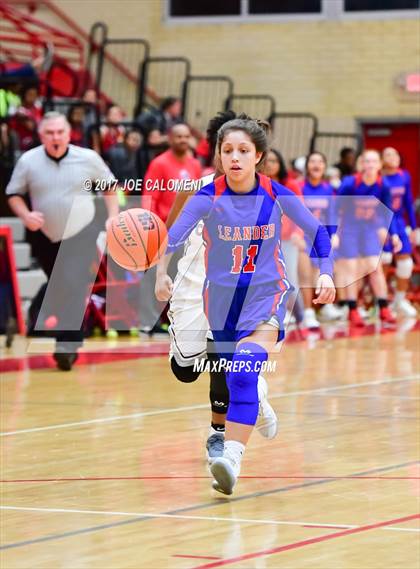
[{"x1": 6, "y1": 111, "x2": 119, "y2": 370}]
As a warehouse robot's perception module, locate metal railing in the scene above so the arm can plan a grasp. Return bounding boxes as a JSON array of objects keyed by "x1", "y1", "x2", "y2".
[
  {"x1": 310, "y1": 131, "x2": 362, "y2": 165},
  {"x1": 271, "y1": 112, "x2": 318, "y2": 164},
  {"x1": 182, "y1": 75, "x2": 234, "y2": 133},
  {"x1": 225, "y1": 94, "x2": 276, "y2": 124},
  {"x1": 137, "y1": 56, "x2": 191, "y2": 116}
]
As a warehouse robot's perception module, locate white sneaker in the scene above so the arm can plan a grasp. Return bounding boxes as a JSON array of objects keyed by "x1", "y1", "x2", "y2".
[
  {"x1": 256, "y1": 376, "x2": 278, "y2": 439},
  {"x1": 358, "y1": 306, "x2": 370, "y2": 320},
  {"x1": 318, "y1": 304, "x2": 342, "y2": 321},
  {"x1": 393, "y1": 298, "x2": 417, "y2": 318},
  {"x1": 303, "y1": 308, "x2": 320, "y2": 329},
  {"x1": 336, "y1": 304, "x2": 349, "y2": 320},
  {"x1": 211, "y1": 456, "x2": 240, "y2": 495}
]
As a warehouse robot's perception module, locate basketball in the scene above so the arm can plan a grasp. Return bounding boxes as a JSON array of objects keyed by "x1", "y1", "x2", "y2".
[{"x1": 106, "y1": 208, "x2": 167, "y2": 271}]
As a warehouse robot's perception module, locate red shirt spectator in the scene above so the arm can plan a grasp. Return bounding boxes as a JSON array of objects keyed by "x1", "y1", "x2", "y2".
[
  {"x1": 144, "y1": 124, "x2": 202, "y2": 222},
  {"x1": 99, "y1": 105, "x2": 125, "y2": 153}
]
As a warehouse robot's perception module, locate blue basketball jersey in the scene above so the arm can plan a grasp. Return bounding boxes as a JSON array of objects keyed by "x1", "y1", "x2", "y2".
[
  {"x1": 383, "y1": 169, "x2": 416, "y2": 230},
  {"x1": 167, "y1": 173, "x2": 333, "y2": 288},
  {"x1": 337, "y1": 174, "x2": 397, "y2": 234},
  {"x1": 302, "y1": 179, "x2": 335, "y2": 228}
]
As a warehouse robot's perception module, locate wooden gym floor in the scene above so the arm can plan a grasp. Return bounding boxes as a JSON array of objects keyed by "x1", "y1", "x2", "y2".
[{"x1": 1, "y1": 324, "x2": 419, "y2": 569}]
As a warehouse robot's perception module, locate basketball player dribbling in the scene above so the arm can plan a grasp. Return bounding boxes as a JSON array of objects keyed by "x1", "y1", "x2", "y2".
[
  {"x1": 156, "y1": 117, "x2": 335, "y2": 494},
  {"x1": 165, "y1": 112, "x2": 279, "y2": 465}
]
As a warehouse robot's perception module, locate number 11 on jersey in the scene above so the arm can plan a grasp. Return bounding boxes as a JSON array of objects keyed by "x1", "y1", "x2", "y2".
[{"x1": 231, "y1": 244, "x2": 259, "y2": 274}]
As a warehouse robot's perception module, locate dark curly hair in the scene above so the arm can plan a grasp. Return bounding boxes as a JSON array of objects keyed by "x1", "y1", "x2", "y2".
[{"x1": 216, "y1": 116, "x2": 270, "y2": 171}]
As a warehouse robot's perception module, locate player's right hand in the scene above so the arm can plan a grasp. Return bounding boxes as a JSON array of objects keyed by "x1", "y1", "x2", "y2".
[
  {"x1": 23, "y1": 211, "x2": 44, "y2": 231},
  {"x1": 155, "y1": 274, "x2": 173, "y2": 301}
]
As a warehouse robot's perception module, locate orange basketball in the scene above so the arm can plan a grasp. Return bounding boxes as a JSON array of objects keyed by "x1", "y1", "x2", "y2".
[{"x1": 107, "y1": 208, "x2": 168, "y2": 271}]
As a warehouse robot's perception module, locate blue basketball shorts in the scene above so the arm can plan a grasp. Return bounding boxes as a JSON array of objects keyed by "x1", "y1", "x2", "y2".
[{"x1": 203, "y1": 280, "x2": 291, "y2": 358}]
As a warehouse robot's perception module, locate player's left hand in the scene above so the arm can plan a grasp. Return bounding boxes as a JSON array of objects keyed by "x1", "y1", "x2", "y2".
[
  {"x1": 313, "y1": 274, "x2": 336, "y2": 305},
  {"x1": 391, "y1": 234, "x2": 402, "y2": 253}
]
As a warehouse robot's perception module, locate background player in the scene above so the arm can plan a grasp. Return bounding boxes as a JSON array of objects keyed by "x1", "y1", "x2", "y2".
[
  {"x1": 381, "y1": 147, "x2": 418, "y2": 318},
  {"x1": 156, "y1": 117, "x2": 335, "y2": 494},
  {"x1": 298, "y1": 151, "x2": 341, "y2": 329},
  {"x1": 335, "y1": 149, "x2": 401, "y2": 326}
]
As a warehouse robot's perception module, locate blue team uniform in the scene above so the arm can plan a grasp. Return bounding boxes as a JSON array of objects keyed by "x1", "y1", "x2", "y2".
[
  {"x1": 336, "y1": 174, "x2": 396, "y2": 259},
  {"x1": 383, "y1": 169, "x2": 416, "y2": 255},
  {"x1": 302, "y1": 179, "x2": 336, "y2": 266},
  {"x1": 167, "y1": 173, "x2": 333, "y2": 354}
]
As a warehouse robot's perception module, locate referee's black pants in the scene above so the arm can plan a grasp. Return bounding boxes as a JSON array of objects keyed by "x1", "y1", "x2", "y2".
[{"x1": 29, "y1": 220, "x2": 100, "y2": 350}]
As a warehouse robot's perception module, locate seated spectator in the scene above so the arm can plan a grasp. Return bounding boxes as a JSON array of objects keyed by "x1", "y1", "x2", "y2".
[
  {"x1": 334, "y1": 147, "x2": 356, "y2": 179},
  {"x1": 98, "y1": 105, "x2": 125, "y2": 153},
  {"x1": 82, "y1": 89, "x2": 100, "y2": 131},
  {"x1": 106, "y1": 129, "x2": 146, "y2": 192},
  {"x1": 67, "y1": 104, "x2": 88, "y2": 147},
  {"x1": 18, "y1": 85, "x2": 43, "y2": 124},
  {"x1": 136, "y1": 96, "x2": 183, "y2": 147},
  {"x1": 8, "y1": 84, "x2": 43, "y2": 152}
]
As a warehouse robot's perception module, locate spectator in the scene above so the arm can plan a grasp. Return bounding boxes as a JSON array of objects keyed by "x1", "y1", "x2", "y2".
[
  {"x1": 82, "y1": 89, "x2": 100, "y2": 131},
  {"x1": 334, "y1": 147, "x2": 356, "y2": 179},
  {"x1": 139, "y1": 123, "x2": 201, "y2": 336},
  {"x1": 136, "y1": 96, "x2": 183, "y2": 147},
  {"x1": 18, "y1": 85, "x2": 43, "y2": 123},
  {"x1": 326, "y1": 166, "x2": 342, "y2": 190},
  {"x1": 98, "y1": 105, "x2": 125, "y2": 154},
  {"x1": 144, "y1": 123, "x2": 202, "y2": 223},
  {"x1": 106, "y1": 129, "x2": 146, "y2": 190},
  {"x1": 8, "y1": 84, "x2": 43, "y2": 151},
  {"x1": 67, "y1": 104, "x2": 88, "y2": 147},
  {"x1": 289, "y1": 155, "x2": 306, "y2": 184}
]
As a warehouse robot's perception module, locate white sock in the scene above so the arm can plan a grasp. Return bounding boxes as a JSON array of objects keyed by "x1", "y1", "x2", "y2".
[
  {"x1": 395, "y1": 291, "x2": 405, "y2": 303},
  {"x1": 209, "y1": 426, "x2": 225, "y2": 437},
  {"x1": 224, "y1": 440, "x2": 245, "y2": 472}
]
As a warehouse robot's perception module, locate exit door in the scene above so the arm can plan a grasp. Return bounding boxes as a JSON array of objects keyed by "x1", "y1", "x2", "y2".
[{"x1": 362, "y1": 122, "x2": 420, "y2": 199}]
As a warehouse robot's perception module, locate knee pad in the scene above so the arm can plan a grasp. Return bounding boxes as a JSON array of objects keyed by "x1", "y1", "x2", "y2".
[
  {"x1": 170, "y1": 357, "x2": 200, "y2": 383},
  {"x1": 381, "y1": 252, "x2": 393, "y2": 265},
  {"x1": 226, "y1": 342, "x2": 267, "y2": 426},
  {"x1": 396, "y1": 257, "x2": 413, "y2": 279}
]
